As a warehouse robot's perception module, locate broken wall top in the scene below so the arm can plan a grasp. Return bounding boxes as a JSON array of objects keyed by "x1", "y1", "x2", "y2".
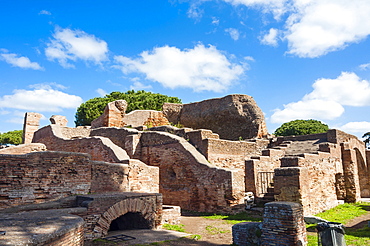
[{"x1": 163, "y1": 94, "x2": 268, "y2": 140}]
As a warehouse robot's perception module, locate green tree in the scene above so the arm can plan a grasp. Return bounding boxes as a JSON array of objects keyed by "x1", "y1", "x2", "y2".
[
  {"x1": 0, "y1": 130, "x2": 23, "y2": 145},
  {"x1": 75, "y1": 90, "x2": 182, "y2": 126},
  {"x1": 362, "y1": 132, "x2": 370, "y2": 148},
  {"x1": 274, "y1": 119, "x2": 329, "y2": 136}
]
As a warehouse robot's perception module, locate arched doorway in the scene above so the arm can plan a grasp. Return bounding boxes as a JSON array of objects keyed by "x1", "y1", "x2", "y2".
[
  {"x1": 355, "y1": 148, "x2": 370, "y2": 197},
  {"x1": 109, "y1": 212, "x2": 150, "y2": 231}
]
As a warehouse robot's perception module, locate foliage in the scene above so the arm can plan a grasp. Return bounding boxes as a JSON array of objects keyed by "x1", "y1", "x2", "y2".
[
  {"x1": 307, "y1": 202, "x2": 370, "y2": 246},
  {"x1": 205, "y1": 225, "x2": 230, "y2": 234},
  {"x1": 162, "y1": 223, "x2": 186, "y2": 232},
  {"x1": 0, "y1": 130, "x2": 23, "y2": 145},
  {"x1": 274, "y1": 119, "x2": 329, "y2": 136},
  {"x1": 202, "y1": 211, "x2": 262, "y2": 225},
  {"x1": 75, "y1": 90, "x2": 182, "y2": 126},
  {"x1": 362, "y1": 132, "x2": 370, "y2": 148}
]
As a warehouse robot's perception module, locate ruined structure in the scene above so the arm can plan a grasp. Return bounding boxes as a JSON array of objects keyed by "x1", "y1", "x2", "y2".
[
  {"x1": 22, "y1": 112, "x2": 42, "y2": 144},
  {"x1": 163, "y1": 94, "x2": 268, "y2": 140},
  {"x1": 1, "y1": 94, "x2": 369, "y2": 245}
]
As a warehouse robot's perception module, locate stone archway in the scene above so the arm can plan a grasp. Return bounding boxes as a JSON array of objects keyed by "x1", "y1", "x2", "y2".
[{"x1": 92, "y1": 197, "x2": 160, "y2": 238}]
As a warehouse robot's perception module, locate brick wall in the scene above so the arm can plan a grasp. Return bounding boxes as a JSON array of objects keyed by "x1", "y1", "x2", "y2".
[
  {"x1": 275, "y1": 151, "x2": 341, "y2": 215},
  {"x1": 126, "y1": 131, "x2": 244, "y2": 212},
  {"x1": 0, "y1": 151, "x2": 91, "y2": 209}
]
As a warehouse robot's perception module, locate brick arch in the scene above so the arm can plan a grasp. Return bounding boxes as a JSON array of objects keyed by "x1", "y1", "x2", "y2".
[
  {"x1": 93, "y1": 197, "x2": 157, "y2": 237},
  {"x1": 355, "y1": 148, "x2": 370, "y2": 197}
]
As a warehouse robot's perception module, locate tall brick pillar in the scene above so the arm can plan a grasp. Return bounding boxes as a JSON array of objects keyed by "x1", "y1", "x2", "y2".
[
  {"x1": 22, "y1": 112, "x2": 42, "y2": 144},
  {"x1": 342, "y1": 148, "x2": 361, "y2": 203},
  {"x1": 261, "y1": 202, "x2": 307, "y2": 246}
]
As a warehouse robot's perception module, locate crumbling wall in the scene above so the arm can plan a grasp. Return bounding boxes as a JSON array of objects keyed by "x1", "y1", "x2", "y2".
[
  {"x1": 274, "y1": 150, "x2": 342, "y2": 216},
  {"x1": 125, "y1": 131, "x2": 244, "y2": 212},
  {"x1": 0, "y1": 151, "x2": 92, "y2": 209},
  {"x1": 22, "y1": 112, "x2": 42, "y2": 144},
  {"x1": 0, "y1": 143, "x2": 46, "y2": 155},
  {"x1": 33, "y1": 125, "x2": 129, "y2": 163},
  {"x1": 91, "y1": 100, "x2": 127, "y2": 128},
  {"x1": 245, "y1": 149, "x2": 285, "y2": 197},
  {"x1": 91, "y1": 159, "x2": 159, "y2": 194},
  {"x1": 123, "y1": 110, "x2": 170, "y2": 127},
  {"x1": 163, "y1": 94, "x2": 268, "y2": 140}
]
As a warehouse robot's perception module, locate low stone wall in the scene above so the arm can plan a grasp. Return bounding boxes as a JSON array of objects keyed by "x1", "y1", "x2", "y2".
[
  {"x1": 123, "y1": 110, "x2": 170, "y2": 127},
  {"x1": 91, "y1": 160, "x2": 159, "y2": 194},
  {"x1": 0, "y1": 143, "x2": 46, "y2": 155},
  {"x1": 0, "y1": 151, "x2": 91, "y2": 209},
  {"x1": 232, "y1": 222, "x2": 262, "y2": 246},
  {"x1": 33, "y1": 125, "x2": 130, "y2": 163},
  {"x1": 275, "y1": 151, "x2": 342, "y2": 216},
  {"x1": 162, "y1": 205, "x2": 181, "y2": 225},
  {"x1": 0, "y1": 209, "x2": 85, "y2": 246}
]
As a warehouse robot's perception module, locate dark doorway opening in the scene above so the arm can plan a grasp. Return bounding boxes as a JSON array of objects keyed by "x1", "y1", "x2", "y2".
[{"x1": 109, "y1": 212, "x2": 150, "y2": 231}]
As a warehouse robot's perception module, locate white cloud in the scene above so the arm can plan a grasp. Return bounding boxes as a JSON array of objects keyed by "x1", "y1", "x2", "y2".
[
  {"x1": 304, "y1": 72, "x2": 370, "y2": 107},
  {"x1": 285, "y1": 0, "x2": 370, "y2": 58},
  {"x1": 45, "y1": 27, "x2": 109, "y2": 68},
  {"x1": 114, "y1": 44, "x2": 245, "y2": 92},
  {"x1": 260, "y1": 28, "x2": 279, "y2": 46},
  {"x1": 212, "y1": 17, "x2": 220, "y2": 25},
  {"x1": 0, "y1": 52, "x2": 43, "y2": 70},
  {"x1": 130, "y1": 81, "x2": 153, "y2": 91},
  {"x1": 271, "y1": 99, "x2": 344, "y2": 123},
  {"x1": 225, "y1": 28, "x2": 240, "y2": 41},
  {"x1": 0, "y1": 84, "x2": 83, "y2": 112},
  {"x1": 39, "y1": 10, "x2": 51, "y2": 15},
  {"x1": 338, "y1": 122, "x2": 370, "y2": 135},
  {"x1": 359, "y1": 63, "x2": 370, "y2": 70},
  {"x1": 96, "y1": 88, "x2": 107, "y2": 97},
  {"x1": 221, "y1": 0, "x2": 370, "y2": 58},
  {"x1": 270, "y1": 72, "x2": 370, "y2": 123}
]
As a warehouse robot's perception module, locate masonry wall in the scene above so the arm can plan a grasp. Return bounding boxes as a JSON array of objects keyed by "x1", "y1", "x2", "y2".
[
  {"x1": 126, "y1": 131, "x2": 245, "y2": 213},
  {"x1": 274, "y1": 150, "x2": 342, "y2": 215},
  {"x1": 91, "y1": 160, "x2": 159, "y2": 194},
  {"x1": 33, "y1": 125, "x2": 130, "y2": 163},
  {"x1": 0, "y1": 151, "x2": 91, "y2": 209}
]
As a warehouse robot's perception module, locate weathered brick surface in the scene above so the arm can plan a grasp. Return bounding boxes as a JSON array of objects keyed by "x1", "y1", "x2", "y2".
[
  {"x1": 0, "y1": 143, "x2": 46, "y2": 155},
  {"x1": 22, "y1": 112, "x2": 42, "y2": 144},
  {"x1": 127, "y1": 131, "x2": 245, "y2": 212},
  {"x1": 275, "y1": 152, "x2": 341, "y2": 216},
  {"x1": 91, "y1": 160, "x2": 159, "y2": 194},
  {"x1": 162, "y1": 205, "x2": 181, "y2": 225},
  {"x1": 163, "y1": 94, "x2": 268, "y2": 140},
  {"x1": 91, "y1": 100, "x2": 127, "y2": 128},
  {"x1": 123, "y1": 110, "x2": 170, "y2": 127},
  {"x1": 232, "y1": 222, "x2": 262, "y2": 246},
  {"x1": 0, "y1": 151, "x2": 91, "y2": 209},
  {"x1": 33, "y1": 125, "x2": 129, "y2": 162},
  {"x1": 261, "y1": 202, "x2": 307, "y2": 246},
  {"x1": 0, "y1": 210, "x2": 85, "y2": 246},
  {"x1": 77, "y1": 193, "x2": 162, "y2": 239},
  {"x1": 50, "y1": 115, "x2": 68, "y2": 126}
]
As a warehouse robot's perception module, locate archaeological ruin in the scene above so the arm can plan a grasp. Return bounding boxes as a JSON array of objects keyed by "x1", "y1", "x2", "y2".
[{"x1": 0, "y1": 94, "x2": 369, "y2": 245}]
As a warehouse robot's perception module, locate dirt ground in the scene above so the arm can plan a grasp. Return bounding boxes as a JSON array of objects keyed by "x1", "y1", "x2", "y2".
[{"x1": 86, "y1": 208, "x2": 370, "y2": 246}]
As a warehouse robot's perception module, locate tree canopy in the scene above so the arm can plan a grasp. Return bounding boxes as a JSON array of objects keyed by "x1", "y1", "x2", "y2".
[
  {"x1": 362, "y1": 132, "x2": 370, "y2": 148},
  {"x1": 0, "y1": 130, "x2": 23, "y2": 145},
  {"x1": 274, "y1": 119, "x2": 329, "y2": 136},
  {"x1": 75, "y1": 90, "x2": 182, "y2": 126}
]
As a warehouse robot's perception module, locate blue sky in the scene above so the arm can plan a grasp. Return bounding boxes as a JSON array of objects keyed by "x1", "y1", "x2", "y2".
[{"x1": 1, "y1": 0, "x2": 370, "y2": 139}]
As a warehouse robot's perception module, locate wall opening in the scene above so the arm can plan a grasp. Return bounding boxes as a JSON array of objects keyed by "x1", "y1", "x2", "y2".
[{"x1": 108, "y1": 212, "x2": 150, "y2": 231}]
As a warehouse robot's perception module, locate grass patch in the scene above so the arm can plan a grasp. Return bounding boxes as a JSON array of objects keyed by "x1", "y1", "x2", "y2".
[
  {"x1": 162, "y1": 223, "x2": 186, "y2": 232},
  {"x1": 205, "y1": 225, "x2": 230, "y2": 234},
  {"x1": 202, "y1": 211, "x2": 262, "y2": 225},
  {"x1": 307, "y1": 202, "x2": 370, "y2": 246},
  {"x1": 189, "y1": 234, "x2": 202, "y2": 240}
]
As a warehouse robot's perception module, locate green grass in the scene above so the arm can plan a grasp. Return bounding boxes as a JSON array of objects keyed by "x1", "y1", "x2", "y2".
[
  {"x1": 162, "y1": 223, "x2": 186, "y2": 232},
  {"x1": 205, "y1": 225, "x2": 230, "y2": 234},
  {"x1": 307, "y1": 202, "x2": 370, "y2": 246},
  {"x1": 202, "y1": 211, "x2": 262, "y2": 225}
]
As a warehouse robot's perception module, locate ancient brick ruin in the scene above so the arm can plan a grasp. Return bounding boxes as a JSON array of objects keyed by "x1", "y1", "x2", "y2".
[{"x1": 0, "y1": 93, "x2": 369, "y2": 245}]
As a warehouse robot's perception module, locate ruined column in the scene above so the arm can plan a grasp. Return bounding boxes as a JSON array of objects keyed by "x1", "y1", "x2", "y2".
[
  {"x1": 22, "y1": 112, "x2": 42, "y2": 144},
  {"x1": 342, "y1": 148, "x2": 361, "y2": 203},
  {"x1": 261, "y1": 202, "x2": 307, "y2": 246}
]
